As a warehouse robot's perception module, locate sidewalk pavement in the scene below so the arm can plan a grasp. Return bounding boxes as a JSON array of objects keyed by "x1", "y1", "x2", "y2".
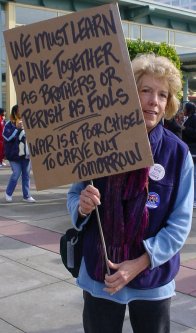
[{"x1": 0, "y1": 165, "x2": 196, "y2": 333}]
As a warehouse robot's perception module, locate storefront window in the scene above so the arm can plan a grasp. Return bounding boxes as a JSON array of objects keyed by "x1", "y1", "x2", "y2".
[
  {"x1": 175, "y1": 32, "x2": 196, "y2": 49},
  {"x1": 181, "y1": 0, "x2": 190, "y2": 7},
  {"x1": 131, "y1": 24, "x2": 140, "y2": 40},
  {"x1": 142, "y1": 26, "x2": 168, "y2": 43},
  {"x1": 169, "y1": 30, "x2": 175, "y2": 45},
  {"x1": 175, "y1": 46, "x2": 196, "y2": 54},
  {"x1": 172, "y1": 0, "x2": 180, "y2": 6},
  {"x1": 122, "y1": 22, "x2": 129, "y2": 38},
  {"x1": 122, "y1": 22, "x2": 141, "y2": 40},
  {"x1": 16, "y1": 6, "x2": 57, "y2": 25}
]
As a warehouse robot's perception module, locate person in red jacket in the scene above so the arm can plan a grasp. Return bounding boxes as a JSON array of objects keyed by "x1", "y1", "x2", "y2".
[{"x1": 0, "y1": 108, "x2": 6, "y2": 167}]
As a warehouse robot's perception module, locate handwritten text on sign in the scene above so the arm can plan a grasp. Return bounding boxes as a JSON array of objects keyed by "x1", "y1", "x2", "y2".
[{"x1": 4, "y1": 4, "x2": 153, "y2": 189}]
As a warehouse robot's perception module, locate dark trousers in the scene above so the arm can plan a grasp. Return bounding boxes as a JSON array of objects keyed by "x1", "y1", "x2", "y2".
[{"x1": 83, "y1": 291, "x2": 171, "y2": 333}]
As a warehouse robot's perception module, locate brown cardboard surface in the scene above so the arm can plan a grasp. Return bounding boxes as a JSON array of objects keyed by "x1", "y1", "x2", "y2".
[{"x1": 4, "y1": 3, "x2": 153, "y2": 190}]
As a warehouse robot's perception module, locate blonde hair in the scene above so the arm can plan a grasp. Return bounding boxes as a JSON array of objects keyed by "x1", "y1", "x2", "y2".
[{"x1": 131, "y1": 54, "x2": 182, "y2": 119}]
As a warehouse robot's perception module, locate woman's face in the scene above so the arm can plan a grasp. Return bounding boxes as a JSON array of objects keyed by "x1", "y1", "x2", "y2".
[{"x1": 138, "y1": 74, "x2": 169, "y2": 132}]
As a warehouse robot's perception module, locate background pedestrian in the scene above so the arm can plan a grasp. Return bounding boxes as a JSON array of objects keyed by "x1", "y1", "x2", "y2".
[{"x1": 3, "y1": 104, "x2": 36, "y2": 203}]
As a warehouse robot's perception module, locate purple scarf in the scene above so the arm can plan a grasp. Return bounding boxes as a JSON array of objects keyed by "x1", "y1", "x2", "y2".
[{"x1": 94, "y1": 169, "x2": 149, "y2": 280}]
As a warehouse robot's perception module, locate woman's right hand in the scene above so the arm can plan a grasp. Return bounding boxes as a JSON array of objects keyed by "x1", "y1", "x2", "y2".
[{"x1": 78, "y1": 184, "x2": 101, "y2": 216}]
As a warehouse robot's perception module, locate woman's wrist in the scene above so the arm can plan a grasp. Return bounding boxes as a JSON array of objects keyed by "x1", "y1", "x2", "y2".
[
  {"x1": 137, "y1": 253, "x2": 151, "y2": 273},
  {"x1": 78, "y1": 205, "x2": 88, "y2": 218}
]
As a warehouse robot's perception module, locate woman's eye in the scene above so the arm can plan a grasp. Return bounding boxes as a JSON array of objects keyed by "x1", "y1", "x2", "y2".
[
  {"x1": 160, "y1": 93, "x2": 168, "y2": 99},
  {"x1": 141, "y1": 88, "x2": 149, "y2": 93}
]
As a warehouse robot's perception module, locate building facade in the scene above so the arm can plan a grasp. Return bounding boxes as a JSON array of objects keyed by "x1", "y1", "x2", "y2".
[
  {"x1": 0, "y1": 0, "x2": 196, "y2": 113},
  {"x1": 154, "y1": 0, "x2": 196, "y2": 11}
]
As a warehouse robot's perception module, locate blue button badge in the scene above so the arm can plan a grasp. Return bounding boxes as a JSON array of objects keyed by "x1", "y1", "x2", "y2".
[{"x1": 146, "y1": 192, "x2": 160, "y2": 209}]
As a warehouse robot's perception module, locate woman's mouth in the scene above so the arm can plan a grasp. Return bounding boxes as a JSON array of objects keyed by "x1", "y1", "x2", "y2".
[{"x1": 144, "y1": 110, "x2": 158, "y2": 116}]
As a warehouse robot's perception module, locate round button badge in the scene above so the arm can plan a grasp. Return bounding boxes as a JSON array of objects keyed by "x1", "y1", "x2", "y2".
[
  {"x1": 149, "y1": 164, "x2": 165, "y2": 181},
  {"x1": 146, "y1": 192, "x2": 160, "y2": 209}
]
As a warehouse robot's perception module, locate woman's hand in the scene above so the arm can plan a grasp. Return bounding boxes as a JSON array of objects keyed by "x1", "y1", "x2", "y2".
[
  {"x1": 78, "y1": 184, "x2": 101, "y2": 216},
  {"x1": 104, "y1": 253, "x2": 150, "y2": 295},
  {"x1": 16, "y1": 120, "x2": 24, "y2": 129}
]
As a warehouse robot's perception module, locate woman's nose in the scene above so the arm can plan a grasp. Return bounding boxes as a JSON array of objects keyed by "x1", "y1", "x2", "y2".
[{"x1": 149, "y1": 93, "x2": 158, "y2": 105}]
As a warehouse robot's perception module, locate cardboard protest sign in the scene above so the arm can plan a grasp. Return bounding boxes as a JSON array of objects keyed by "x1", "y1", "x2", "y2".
[{"x1": 4, "y1": 3, "x2": 153, "y2": 190}]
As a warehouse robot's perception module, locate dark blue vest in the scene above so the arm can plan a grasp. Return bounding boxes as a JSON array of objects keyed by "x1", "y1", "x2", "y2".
[{"x1": 83, "y1": 123, "x2": 188, "y2": 289}]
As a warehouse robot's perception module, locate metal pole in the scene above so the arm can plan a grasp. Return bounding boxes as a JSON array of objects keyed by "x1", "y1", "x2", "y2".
[{"x1": 90, "y1": 180, "x2": 110, "y2": 275}]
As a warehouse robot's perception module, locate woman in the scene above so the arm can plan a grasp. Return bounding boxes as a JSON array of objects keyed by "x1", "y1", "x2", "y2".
[
  {"x1": 3, "y1": 104, "x2": 35, "y2": 203},
  {"x1": 67, "y1": 54, "x2": 193, "y2": 333}
]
